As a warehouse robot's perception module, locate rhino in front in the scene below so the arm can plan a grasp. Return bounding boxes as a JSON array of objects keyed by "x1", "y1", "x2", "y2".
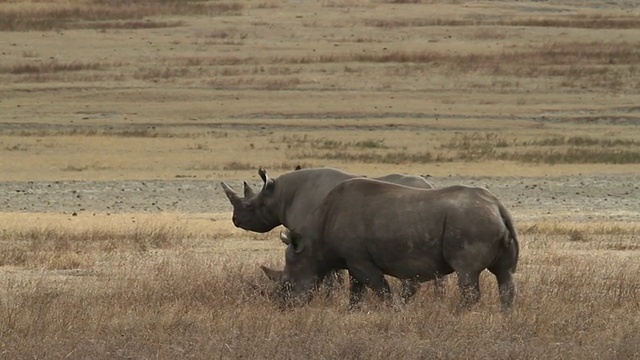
[{"x1": 265, "y1": 178, "x2": 519, "y2": 312}]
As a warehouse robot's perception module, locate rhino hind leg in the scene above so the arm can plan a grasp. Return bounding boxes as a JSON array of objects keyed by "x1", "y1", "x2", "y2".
[
  {"x1": 489, "y1": 267, "x2": 516, "y2": 312},
  {"x1": 455, "y1": 271, "x2": 481, "y2": 311},
  {"x1": 488, "y1": 236, "x2": 518, "y2": 312},
  {"x1": 322, "y1": 270, "x2": 344, "y2": 298},
  {"x1": 347, "y1": 262, "x2": 392, "y2": 308}
]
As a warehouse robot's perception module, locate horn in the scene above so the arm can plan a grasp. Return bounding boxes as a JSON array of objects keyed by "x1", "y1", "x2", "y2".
[
  {"x1": 261, "y1": 265, "x2": 283, "y2": 282},
  {"x1": 282, "y1": 229, "x2": 305, "y2": 253},
  {"x1": 243, "y1": 181, "x2": 256, "y2": 198},
  {"x1": 258, "y1": 167, "x2": 275, "y2": 192},
  {"x1": 280, "y1": 230, "x2": 291, "y2": 245},
  {"x1": 220, "y1": 182, "x2": 241, "y2": 205}
]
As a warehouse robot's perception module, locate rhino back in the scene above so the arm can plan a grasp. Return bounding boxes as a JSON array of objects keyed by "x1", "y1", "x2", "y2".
[{"x1": 373, "y1": 173, "x2": 434, "y2": 189}]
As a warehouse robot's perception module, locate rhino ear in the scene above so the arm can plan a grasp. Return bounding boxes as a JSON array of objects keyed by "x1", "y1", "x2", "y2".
[
  {"x1": 258, "y1": 167, "x2": 275, "y2": 193},
  {"x1": 243, "y1": 181, "x2": 256, "y2": 198},
  {"x1": 294, "y1": 165, "x2": 302, "y2": 171},
  {"x1": 290, "y1": 233, "x2": 305, "y2": 254},
  {"x1": 221, "y1": 182, "x2": 241, "y2": 206},
  {"x1": 261, "y1": 265, "x2": 283, "y2": 282},
  {"x1": 258, "y1": 167, "x2": 268, "y2": 182}
]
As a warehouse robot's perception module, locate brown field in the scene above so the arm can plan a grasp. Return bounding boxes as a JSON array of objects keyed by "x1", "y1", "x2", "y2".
[{"x1": 1, "y1": 0, "x2": 639, "y2": 358}]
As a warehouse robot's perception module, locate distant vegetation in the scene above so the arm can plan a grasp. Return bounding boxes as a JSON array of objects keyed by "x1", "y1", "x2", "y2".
[
  {"x1": 0, "y1": 0, "x2": 242, "y2": 31},
  {"x1": 288, "y1": 132, "x2": 640, "y2": 165}
]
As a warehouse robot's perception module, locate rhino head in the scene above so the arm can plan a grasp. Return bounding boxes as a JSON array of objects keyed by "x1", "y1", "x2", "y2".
[
  {"x1": 261, "y1": 230, "x2": 319, "y2": 308},
  {"x1": 220, "y1": 168, "x2": 282, "y2": 233}
]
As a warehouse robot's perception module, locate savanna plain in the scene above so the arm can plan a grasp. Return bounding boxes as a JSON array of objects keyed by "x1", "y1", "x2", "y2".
[{"x1": 1, "y1": 0, "x2": 639, "y2": 358}]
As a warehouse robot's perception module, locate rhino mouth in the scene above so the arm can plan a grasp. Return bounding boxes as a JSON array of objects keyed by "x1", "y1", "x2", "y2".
[{"x1": 232, "y1": 215, "x2": 278, "y2": 233}]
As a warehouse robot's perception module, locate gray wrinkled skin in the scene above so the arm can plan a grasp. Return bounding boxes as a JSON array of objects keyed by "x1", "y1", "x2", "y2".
[
  {"x1": 221, "y1": 167, "x2": 435, "y2": 299},
  {"x1": 266, "y1": 178, "x2": 519, "y2": 312}
]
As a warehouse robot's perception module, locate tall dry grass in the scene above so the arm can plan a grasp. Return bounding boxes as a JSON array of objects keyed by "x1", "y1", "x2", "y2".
[{"x1": 1, "y1": 220, "x2": 639, "y2": 358}]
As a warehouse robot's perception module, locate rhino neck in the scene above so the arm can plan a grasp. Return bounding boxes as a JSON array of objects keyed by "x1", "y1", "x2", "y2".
[{"x1": 276, "y1": 168, "x2": 357, "y2": 230}]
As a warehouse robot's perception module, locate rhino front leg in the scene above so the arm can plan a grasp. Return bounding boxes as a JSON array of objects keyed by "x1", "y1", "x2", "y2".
[
  {"x1": 348, "y1": 276, "x2": 367, "y2": 310},
  {"x1": 433, "y1": 274, "x2": 447, "y2": 298},
  {"x1": 400, "y1": 279, "x2": 419, "y2": 303}
]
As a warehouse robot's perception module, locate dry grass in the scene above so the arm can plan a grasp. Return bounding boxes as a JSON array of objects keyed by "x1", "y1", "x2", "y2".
[
  {"x1": 0, "y1": 217, "x2": 639, "y2": 358},
  {"x1": 364, "y1": 13, "x2": 640, "y2": 29},
  {"x1": 0, "y1": 0, "x2": 241, "y2": 31},
  {"x1": 284, "y1": 130, "x2": 640, "y2": 165}
]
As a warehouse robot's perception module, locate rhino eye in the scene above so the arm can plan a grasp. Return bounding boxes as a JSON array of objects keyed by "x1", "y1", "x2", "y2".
[{"x1": 245, "y1": 202, "x2": 254, "y2": 211}]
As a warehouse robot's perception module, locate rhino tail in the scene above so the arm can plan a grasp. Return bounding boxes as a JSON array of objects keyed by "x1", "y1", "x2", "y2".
[{"x1": 498, "y1": 202, "x2": 519, "y2": 272}]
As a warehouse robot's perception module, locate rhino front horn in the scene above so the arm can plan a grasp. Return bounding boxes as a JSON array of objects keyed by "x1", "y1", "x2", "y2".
[
  {"x1": 261, "y1": 265, "x2": 283, "y2": 282},
  {"x1": 221, "y1": 182, "x2": 241, "y2": 206}
]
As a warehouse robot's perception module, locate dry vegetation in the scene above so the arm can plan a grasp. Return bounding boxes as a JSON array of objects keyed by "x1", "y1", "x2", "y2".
[
  {"x1": 0, "y1": 217, "x2": 639, "y2": 358},
  {"x1": 1, "y1": 0, "x2": 640, "y2": 358}
]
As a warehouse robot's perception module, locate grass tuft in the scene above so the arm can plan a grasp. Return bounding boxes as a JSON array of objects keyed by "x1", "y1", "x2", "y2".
[{"x1": 0, "y1": 223, "x2": 187, "y2": 269}]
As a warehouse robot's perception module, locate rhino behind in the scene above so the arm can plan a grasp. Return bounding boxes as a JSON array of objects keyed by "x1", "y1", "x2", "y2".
[
  {"x1": 221, "y1": 167, "x2": 433, "y2": 233},
  {"x1": 222, "y1": 167, "x2": 436, "y2": 300},
  {"x1": 271, "y1": 179, "x2": 519, "y2": 312}
]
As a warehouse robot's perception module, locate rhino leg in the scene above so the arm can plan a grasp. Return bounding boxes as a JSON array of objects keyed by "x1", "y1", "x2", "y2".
[
  {"x1": 455, "y1": 271, "x2": 481, "y2": 311},
  {"x1": 348, "y1": 277, "x2": 367, "y2": 310},
  {"x1": 348, "y1": 262, "x2": 392, "y2": 307},
  {"x1": 322, "y1": 270, "x2": 344, "y2": 298},
  {"x1": 488, "y1": 237, "x2": 518, "y2": 312},
  {"x1": 489, "y1": 268, "x2": 516, "y2": 312},
  {"x1": 400, "y1": 279, "x2": 419, "y2": 303},
  {"x1": 433, "y1": 274, "x2": 446, "y2": 298}
]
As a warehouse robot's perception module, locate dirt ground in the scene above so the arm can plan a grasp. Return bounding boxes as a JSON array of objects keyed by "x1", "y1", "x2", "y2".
[{"x1": 1, "y1": 172, "x2": 638, "y2": 223}]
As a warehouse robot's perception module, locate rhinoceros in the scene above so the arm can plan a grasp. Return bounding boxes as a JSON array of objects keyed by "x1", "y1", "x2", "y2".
[
  {"x1": 221, "y1": 167, "x2": 436, "y2": 300},
  {"x1": 263, "y1": 178, "x2": 519, "y2": 312},
  {"x1": 221, "y1": 167, "x2": 433, "y2": 233}
]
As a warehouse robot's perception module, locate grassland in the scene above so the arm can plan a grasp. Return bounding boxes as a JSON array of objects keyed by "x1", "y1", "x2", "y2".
[
  {"x1": 1, "y1": 215, "x2": 639, "y2": 358},
  {"x1": 1, "y1": 0, "x2": 639, "y2": 358}
]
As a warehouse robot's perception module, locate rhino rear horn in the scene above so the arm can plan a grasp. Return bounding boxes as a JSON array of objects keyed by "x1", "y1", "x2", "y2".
[
  {"x1": 280, "y1": 230, "x2": 291, "y2": 245},
  {"x1": 281, "y1": 229, "x2": 304, "y2": 253},
  {"x1": 221, "y1": 182, "x2": 241, "y2": 206},
  {"x1": 243, "y1": 181, "x2": 256, "y2": 198},
  {"x1": 261, "y1": 265, "x2": 283, "y2": 282}
]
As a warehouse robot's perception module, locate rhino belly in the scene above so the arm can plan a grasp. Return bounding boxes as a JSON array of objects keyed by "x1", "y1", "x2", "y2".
[
  {"x1": 369, "y1": 247, "x2": 453, "y2": 281},
  {"x1": 380, "y1": 258, "x2": 453, "y2": 281}
]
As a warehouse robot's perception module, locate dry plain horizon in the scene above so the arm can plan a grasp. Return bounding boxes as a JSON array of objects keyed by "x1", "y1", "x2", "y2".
[{"x1": 1, "y1": 0, "x2": 639, "y2": 358}]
